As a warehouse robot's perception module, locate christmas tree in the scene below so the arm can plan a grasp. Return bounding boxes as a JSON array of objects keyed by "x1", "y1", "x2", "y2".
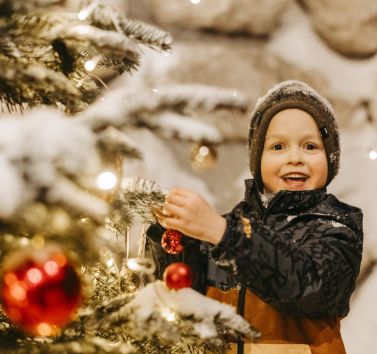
[{"x1": 0, "y1": 1, "x2": 258, "y2": 353}]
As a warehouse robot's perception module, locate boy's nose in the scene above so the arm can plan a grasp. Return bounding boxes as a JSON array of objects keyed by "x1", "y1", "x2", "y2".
[{"x1": 287, "y1": 148, "x2": 304, "y2": 165}]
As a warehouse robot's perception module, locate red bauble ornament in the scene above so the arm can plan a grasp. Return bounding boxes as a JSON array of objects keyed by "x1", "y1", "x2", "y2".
[
  {"x1": 163, "y1": 262, "x2": 193, "y2": 290},
  {"x1": 161, "y1": 229, "x2": 184, "y2": 254},
  {"x1": 1, "y1": 245, "x2": 82, "y2": 336}
]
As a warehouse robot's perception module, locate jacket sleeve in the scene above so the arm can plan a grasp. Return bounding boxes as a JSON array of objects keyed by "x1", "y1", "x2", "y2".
[
  {"x1": 146, "y1": 224, "x2": 208, "y2": 294},
  {"x1": 209, "y1": 204, "x2": 363, "y2": 318}
]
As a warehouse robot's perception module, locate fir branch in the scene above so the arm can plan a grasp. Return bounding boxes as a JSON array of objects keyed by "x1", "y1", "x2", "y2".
[
  {"x1": 143, "y1": 111, "x2": 222, "y2": 143},
  {"x1": 62, "y1": 24, "x2": 140, "y2": 62},
  {"x1": 0, "y1": 109, "x2": 108, "y2": 220},
  {"x1": 0, "y1": 335, "x2": 134, "y2": 354},
  {"x1": 96, "y1": 127, "x2": 142, "y2": 159},
  {"x1": 0, "y1": 3, "x2": 171, "y2": 112},
  {"x1": 0, "y1": 57, "x2": 85, "y2": 113},
  {"x1": 83, "y1": 84, "x2": 249, "y2": 144},
  {"x1": 0, "y1": 36, "x2": 21, "y2": 57},
  {"x1": 101, "y1": 281, "x2": 259, "y2": 353},
  {"x1": 111, "y1": 177, "x2": 166, "y2": 226},
  {"x1": 88, "y1": 3, "x2": 173, "y2": 52}
]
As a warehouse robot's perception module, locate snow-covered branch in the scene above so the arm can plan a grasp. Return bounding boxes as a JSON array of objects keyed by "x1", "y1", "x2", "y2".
[
  {"x1": 0, "y1": 1, "x2": 172, "y2": 112},
  {"x1": 83, "y1": 84, "x2": 249, "y2": 144},
  {"x1": 102, "y1": 281, "x2": 259, "y2": 352}
]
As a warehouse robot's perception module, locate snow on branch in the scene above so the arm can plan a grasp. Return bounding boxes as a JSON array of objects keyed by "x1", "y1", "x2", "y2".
[
  {"x1": 0, "y1": 1, "x2": 172, "y2": 112},
  {"x1": 0, "y1": 108, "x2": 109, "y2": 220},
  {"x1": 88, "y1": 2, "x2": 173, "y2": 51},
  {"x1": 0, "y1": 256, "x2": 257, "y2": 353},
  {"x1": 96, "y1": 126, "x2": 142, "y2": 159},
  {"x1": 0, "y1": 57, "x2": 84, "y2": 113},
  {"x1": 0, "y1": 108, "x2": 147, "y2": 222},
  {"x1": 102, "y1": 281, "x2": 260, "y2": 352},
  {"x1": 83, "y1": 84, "x2": 249, "y2": 143}
]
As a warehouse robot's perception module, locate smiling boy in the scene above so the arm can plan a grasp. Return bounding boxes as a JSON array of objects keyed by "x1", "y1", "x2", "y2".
[
  {"x1": 261, "y1": 108, "x2": 328, "y2": 193},
  {"x1": 149, "y1": 80, "x2": 363, "y2": 354}
]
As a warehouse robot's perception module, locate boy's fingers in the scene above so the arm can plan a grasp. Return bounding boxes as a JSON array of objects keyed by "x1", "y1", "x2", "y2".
[
  {"x1": 169, "y1": 188, "x2": 187, "y2": 195},
  {"x1": 166, "y1": 193, "x2": 184, "y2": 204},
  {"x1": 161, "y1": 217, "x2": 181, "y2": 231},
  {"x1": 151, "y1": 206, "x2": 166, "y2": 219},
  {"x1": 163, "y1": 203, "x2": 185, "y2": 218}
]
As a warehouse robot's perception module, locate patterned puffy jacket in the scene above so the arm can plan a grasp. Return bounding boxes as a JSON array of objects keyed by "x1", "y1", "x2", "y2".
[{"x1": 146, "y1": 179, "x2": 363, "y2": 353}]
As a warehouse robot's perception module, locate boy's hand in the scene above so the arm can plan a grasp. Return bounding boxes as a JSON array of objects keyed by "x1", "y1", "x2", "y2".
[{"x1": 154, "y1": 188, "x2": 226, "y2": 245}]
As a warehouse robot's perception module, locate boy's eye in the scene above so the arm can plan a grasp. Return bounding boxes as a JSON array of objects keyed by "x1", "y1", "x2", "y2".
[
  {"x1": 271, "y1": 143, "x2": 284, "y2": 150},
  {"x1": 305, "y1": 143, "x2": 318, "y2": 150}
]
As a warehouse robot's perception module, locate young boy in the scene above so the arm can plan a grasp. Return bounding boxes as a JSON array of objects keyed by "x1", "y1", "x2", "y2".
[{"x1": 147, "y1": 80, "x2": 363, "y2": 354}]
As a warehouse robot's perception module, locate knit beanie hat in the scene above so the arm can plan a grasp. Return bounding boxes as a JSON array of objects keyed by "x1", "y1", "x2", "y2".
[{"x1": 248, "y1": 80, "x2": 340, "y2": 191}]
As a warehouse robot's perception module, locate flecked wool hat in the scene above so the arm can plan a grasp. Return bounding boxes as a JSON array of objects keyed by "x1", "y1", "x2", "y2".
[{"x1": 248, "y1": 80, "x2": 340, "y2": 191}]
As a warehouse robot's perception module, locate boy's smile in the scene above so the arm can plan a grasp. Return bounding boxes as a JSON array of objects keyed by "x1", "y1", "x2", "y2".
[{"x1": 261, "y1": 109, "x2": 328, "y2": 194}]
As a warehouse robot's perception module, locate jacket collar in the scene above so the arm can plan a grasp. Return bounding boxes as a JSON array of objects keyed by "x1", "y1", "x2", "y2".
[{"x1": 244, "y1": 179, "x2": 327, "y2": 215}]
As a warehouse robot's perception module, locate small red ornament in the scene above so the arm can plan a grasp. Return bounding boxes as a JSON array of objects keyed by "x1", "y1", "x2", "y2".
[
  {"x1": 163, "y1": 262, "x2": 193, "y2": 290},
  {"x1": 161, "y1": 229, "x2": 184, "y2": 254},
  {"x1": 1, "y1": 245, "x2": 82, "y2": 336}
]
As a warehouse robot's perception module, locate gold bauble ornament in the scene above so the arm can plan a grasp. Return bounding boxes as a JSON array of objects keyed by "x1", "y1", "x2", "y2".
[
  {"x1": 190, "y1": 142, "x2": 218, "y2": 172},
  {"x1": 119, "y1": 260, "x2": 142, "y2": 293},
  {"x1": 119, "y1": 270, "x2": 141, "y2": 293}
]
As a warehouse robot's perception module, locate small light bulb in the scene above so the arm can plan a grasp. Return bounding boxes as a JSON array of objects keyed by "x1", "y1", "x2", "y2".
[
  {"x1": 161, "y1": 307, "x2": 176, "y2": 322},
  {"x1": 36, "y1": 323, "x2": 54, "y2": 337},
  {"x1": 84, "y1": 59, "x2": 97, "y2": 72},
  {"x1": 97, "y1": 171, "x2": 117, "y2": 190},
  {"x1": 198, "y1": 146, "x2": 209, "y2": 156},
  {"x1": 26, "y1": 268, "x2": 43, "y2": 284},
  {"x1": 126, "y1": 257, "x2": 156, "y2": 274},
  {"x1": 190, "y1": 0, "x2": 201, "y2": 4},
  {"x1": 369, "y1": 150, "x2": 377, "y2": 160},
  {"x1": 44, "y1": 261, "x2": 59, "y2": 276},
  {"x1": 77, "y1": 9, "x2": 90, "y2": 20}
]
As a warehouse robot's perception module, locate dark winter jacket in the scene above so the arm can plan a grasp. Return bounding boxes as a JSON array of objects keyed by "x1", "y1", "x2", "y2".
[{"x1": 146, "y1": 179, "x2": 363, "y2": 353}]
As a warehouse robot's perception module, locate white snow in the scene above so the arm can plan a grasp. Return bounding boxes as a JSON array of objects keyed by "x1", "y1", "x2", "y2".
[
  {"x1": 124, "y1": 280, "x2": 252, "y2": 339},
  {"x1": 0, "y1": 108, "x2": 108, "y2": 219}
]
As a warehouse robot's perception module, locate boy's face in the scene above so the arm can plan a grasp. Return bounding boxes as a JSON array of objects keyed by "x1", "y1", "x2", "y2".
[{"x1": 261, "y1": 109, "x2": 328, "y2": 194}]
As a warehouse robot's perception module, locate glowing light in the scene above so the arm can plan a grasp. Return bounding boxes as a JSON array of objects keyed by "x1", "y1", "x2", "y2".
[
  {"x1": 19, "y1": 237, "x2": 29, "y2": 246},
  {"x1": 52, "y1": 253, "x2": 67, "y2": 268},
  {"x1": 190, "y1": 0, "x2": 201, "y2": 4},
  {"x1": 84, "y1": 59, "x2": 97, "y2": 72},
  {"x1": 10, "y1": 283, "x2": 26, "y2": 301},
  {"x1": 36, "y1": 323, "x2": 53, "y2": 336},
  {"x1": 77, "y1": 9, "x2": 90, "y2": 21},
  {"x1": 44, "y1": 261, "x2": 59, "y2": 276},
  {"x1": 96, "y1": 171, "x2": 117, "y2": 190},
  {"x1": 77, "y1": 0, "x2": 99, "y2": 21},
  {"x1": 31, "y1": 235, "x2": 45, "y2": 249},
  {"x1": 106, "y1": 258, "x2": 114, "y2": 267},
  {"x1": 4, "y1": 273, "x2": 17, "y2": 286},
  {"x1": 127, "y1": 257, "x2": 156, "y2": 274},
  {"x1": 26, "y1": 268, "x2": 43, "y2": 284},
  {"x1": 369, "y1": 150, "x2": 377, "y2": 160},
  {"x1": 160, "y1": 307, "x2": 176, "y2": 322},
  {"x1": 199, "y1": 146, "x2": 209, "y2": 156}
]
